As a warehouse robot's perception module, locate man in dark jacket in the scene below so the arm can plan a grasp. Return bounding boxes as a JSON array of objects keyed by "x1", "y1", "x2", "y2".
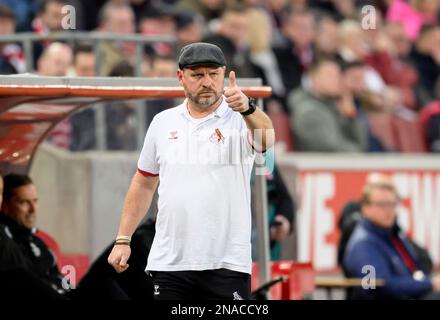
[
  {"x1": 343, "y1": 180, "x2": 440, "y2": 299},
  {"x1": 0, "y1": 174, "x2": 68, "y2": 298}
]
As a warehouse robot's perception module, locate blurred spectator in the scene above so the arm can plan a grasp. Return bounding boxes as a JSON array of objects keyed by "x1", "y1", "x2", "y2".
[
  {"x1": 385, "y1": 22, "x2": 412, "y2": 59},
  {"x1": 0, "y1": 173, "x2": 69, "y2": 300},
  {"x1": 37, "y1": 41, "x2": 72, "y2": 76},
  {"x1": 0, "y1": 0, "x2": 37, "y2": 31},
  {"x1": 273, "y1": 9, "x2": 314, "y2": 96},
  {"x1": 338, "y1": 19, "x2": 386, "y2": 94},
  {"x1": 365, "y1": 22, "x2": 420, "y2": 110},
  {"x1": 70, "y1": 43, "x2": 97, "y2": 151},
  {"x1": 0, "y1": 174, "x2": 69, "y2": 295},
  {"x1": 338, "y1": 58, "x2": 389, "y2": 152},
  {"x1": 369, "y1": 22, "x2": 419, "y2": 109},
  {"x1": 147, "y1": 54, "x2": 176, "y2": 78},
  {"x1": 0, "y1": 4, "x2": 25, "y2": 74},
  {"x1": 139, "y1": 4, "x2": 175, "y2": 36},
  {"x1": 174, "y1": 10, "x2": 205, "y2": 53},
  {"x1": 343, "y1": 179, "x2": 440, "y2": 299},
  {"x1": 338, "y1": 19, "x2": 405, "y2": 114},
  {"x1": 139, "y1": 4, "x2": 176, "y2": 56},
  {"x1": 247, "y1": 7, "x2": 286, "y2": 106},
  {"x1": 70, "y1": 42, "x2": 96, "y2": 77},
  {"x1": 31, "y1": 0, "x2": 70, "y2": 68},
  {"x1": 106, "y1": 61, "x2": 137, "y2": 150},
  {"x1": 32, "y1": 0, "x2": 67, "y2": 33},
  {"x1": 257, "y1": 0, "x2": 290, "y2": 47},
  {"x1": 96, "y1": 1, "x2": 136, "y2": 75},
  {"x1": 280, "y1": 8, "x2": 315, "y2": 71},
  {"x1": 409, "y1": 24, "x2": 440, "y2": 106},
  {"x1": 204, "y1": 3, "x2": 258, "y2": 78},
  {"x1": 288, "y1": 58, "x2": 367, "y2": 152},
  {"x1": 314, "y1": 13, "x2": 339, "y2": 61},
  {"x1": 175, "y1": 0, "x2": 225, "y2": 23},
  {"x1": 386, "y1": 0, "x2": 439, "y2": 41},
  {"x1": 310, "y1": 0, "x2": 359, "y2": 21},
  {"x1": 38, "y1": 42, "x2": 73, "y2": 150},
  {"x1": 145, "y1": 54, "x2": 177, "y2": 128}
]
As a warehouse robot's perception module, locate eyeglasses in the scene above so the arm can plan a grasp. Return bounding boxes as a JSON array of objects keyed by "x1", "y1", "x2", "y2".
[{"x1": 367, "y1": 201, "x2": 399, "y2": 209}]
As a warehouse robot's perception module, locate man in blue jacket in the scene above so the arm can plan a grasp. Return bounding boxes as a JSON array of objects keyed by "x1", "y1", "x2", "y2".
[{"x1": 343, "y1": 180, "x2": 440, "y2": 299}]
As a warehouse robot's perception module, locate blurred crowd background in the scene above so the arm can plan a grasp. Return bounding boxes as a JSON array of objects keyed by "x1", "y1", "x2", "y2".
[{"x1": 0, "y1": 0, "x2": 439, "y2": 154}]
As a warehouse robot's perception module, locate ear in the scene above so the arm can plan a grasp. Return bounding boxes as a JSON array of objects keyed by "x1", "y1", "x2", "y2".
[{"x1": 177, "y1": 69, "x2": 184, "y2": 86}]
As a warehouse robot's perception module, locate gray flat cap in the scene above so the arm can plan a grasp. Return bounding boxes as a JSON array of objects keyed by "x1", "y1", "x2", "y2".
[{"x1": 178, "y1": 42, "x2": 226, "y2": 69}]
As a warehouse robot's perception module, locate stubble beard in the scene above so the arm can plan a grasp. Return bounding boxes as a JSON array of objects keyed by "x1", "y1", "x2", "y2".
[{"x1": 187, "y1": 90, "x2": 222, "y2": 109}]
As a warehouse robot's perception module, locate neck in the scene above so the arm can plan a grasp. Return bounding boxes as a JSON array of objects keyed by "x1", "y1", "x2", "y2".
[{"x1": 187, "y1": 96, "x2": 223, "y2": 119}]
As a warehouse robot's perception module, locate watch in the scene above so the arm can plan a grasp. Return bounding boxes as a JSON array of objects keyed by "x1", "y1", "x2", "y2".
[{"x1": 240, "y1": 96, "x2": 257, "y2": 116}]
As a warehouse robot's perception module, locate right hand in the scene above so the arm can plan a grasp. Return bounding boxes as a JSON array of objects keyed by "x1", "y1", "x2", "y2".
[{"x1": 108, "y1": 244, "x2": 131, "y2": 273}]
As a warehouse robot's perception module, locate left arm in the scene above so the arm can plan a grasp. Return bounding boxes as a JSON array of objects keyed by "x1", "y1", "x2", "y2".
[{"x1": 224, "y1": 71, "x2": 275, "y2": 152}]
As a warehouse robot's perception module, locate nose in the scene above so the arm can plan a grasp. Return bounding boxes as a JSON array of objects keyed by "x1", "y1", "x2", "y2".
[
  {"x1": 29, "y1": 201, "x2": 37, "y2": 213},
  {"x1": 201, "y1": 74, "x2": 212, "y2": 88}
]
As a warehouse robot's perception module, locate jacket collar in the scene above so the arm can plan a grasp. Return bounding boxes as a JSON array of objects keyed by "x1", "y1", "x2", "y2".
[{"x1": 0, "y1": 213, "x2": 33, "y2": 237}]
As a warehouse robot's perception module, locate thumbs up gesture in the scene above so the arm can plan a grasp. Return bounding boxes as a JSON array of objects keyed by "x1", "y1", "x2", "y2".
[{"x1": 224, "y1": 71, "x2": 249, "y2": 113}]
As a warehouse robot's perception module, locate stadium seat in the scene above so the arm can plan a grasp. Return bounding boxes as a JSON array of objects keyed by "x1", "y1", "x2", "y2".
[
  {"x1": 367, "y1": 113, "x2": 398, "y2": 151},
  {"x1": 392, "y1": 113, "x2": 427, "y2": 152}
]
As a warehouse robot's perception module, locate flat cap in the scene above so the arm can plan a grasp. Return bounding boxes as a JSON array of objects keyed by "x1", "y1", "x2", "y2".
[{"x1": 178, "y1": 42, "x2": 226, "y2": 69}]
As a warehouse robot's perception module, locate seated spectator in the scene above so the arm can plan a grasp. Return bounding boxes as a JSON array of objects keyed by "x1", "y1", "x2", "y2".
[
  {"x1": 69, "y1": 43, "x2": 97, "y2": 151},
  {"x1": 31, "y1": 0, "x2": 70, "y2": 67},
  {"x1": 288, "y1": 58, "x2": 367, "y2": 152},
  {"x1": 173, "y1": 10, "x2": 205, "y2": 54},
  {"x1": 409, "y1": 24, "x2": 440, "y2": 106},
  {"x1": 247, "y1": 7, "x2": 286, "y2": 111},
  {"x1": 338, "y1": 20, "x2": 386, "y2": 96},
  {"x1": 0, "y1": 0, "x2": 37, "y2": 32},
  {"x1": 96, "y1": 1, "x2": 136, "y2": 76},
  {"x1": 0, "y1": 4, "x2": 25, "y2": 74},
  {"x1": 38, "y1": 42, "x2": 74, "y2": 150},
  {"x1": 343, "y1": 179, "x2": 440, "y2": 299},
  {"x1": 144, "y1": 54, "x2": 178, "y2": 128},
  {"x1": 0, "y1": 173, "x2": 69, "y2": 297},
  {"x1": 204, "y1": 3, "x2": 258, "y2": 78},
  {"x1": 105, "y1": 61, "x2": 137, "y2": 150},
  {"x1": 175, "y1": 0, "x2": 225, "y2": 23},
  {"x1": 365, "y1": 22, "x2": 419, "y2": 110},
  {"x1": 273, "y1": 9, "x2": 314, "y2": 94},
  {"x1": 139, "y1": 4, "x2": 175, "y2": 57},
  {"x1": 338, "y1": 59, "x2": 389, "y2": 152},
  {"x1": 314, "y1": 13, "x2": 339, "y2": 61}
]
